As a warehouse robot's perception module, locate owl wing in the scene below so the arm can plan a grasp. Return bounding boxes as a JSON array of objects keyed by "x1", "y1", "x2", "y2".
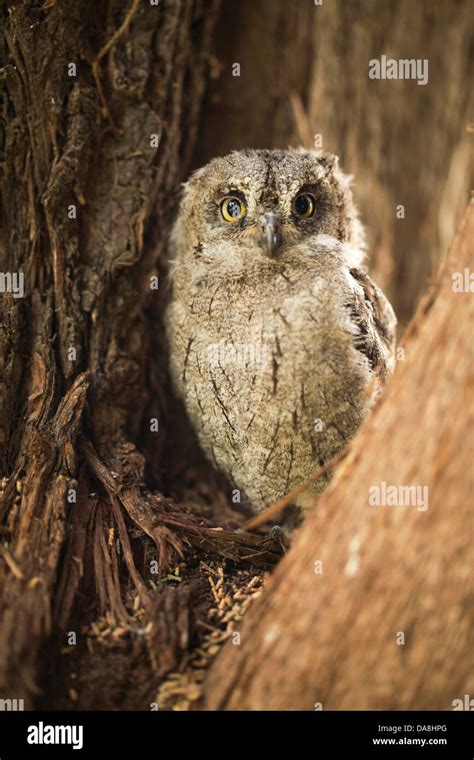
[{"x1": 347, "y1": 267, "x2": 397, "y2": 380}]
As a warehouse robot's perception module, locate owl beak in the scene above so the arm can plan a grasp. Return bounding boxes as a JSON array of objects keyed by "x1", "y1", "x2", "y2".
[{"x1": 259, "y1": 213, "x2": 282, "y2": 257}]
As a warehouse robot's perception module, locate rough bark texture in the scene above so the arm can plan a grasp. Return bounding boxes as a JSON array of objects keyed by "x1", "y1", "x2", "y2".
[
  {"x1": 0, "y1": 0, "x2": 221, "y2": 706},
  {"x1": 202, "y1": 205, "x2": 474, "y2": 710}
]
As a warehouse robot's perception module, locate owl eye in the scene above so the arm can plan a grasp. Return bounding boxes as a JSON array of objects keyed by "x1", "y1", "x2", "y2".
[
  {"x1": 221, "y1": 196, "x2": 247, "y2": 223},
  {"x1": 293, "y1": 193, "x2": 315, "y2": 219}
]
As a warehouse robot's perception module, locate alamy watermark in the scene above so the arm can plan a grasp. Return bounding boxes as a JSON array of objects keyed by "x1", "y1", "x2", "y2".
[
  {"x1": 0, "y1": 272, "x2": 24, "y2": 298},
  {"x1": 369, "y1": 55, "x2": 429, "y2": 86},
  {"x1": 369, "y1": 481, "x2": 429, "y2": 512},
  {"x1": 0, "y1": 697, "x2": 24, "y2": 711},
  {"x1": 452, "y1": 694, "x2": 474, "y2": 710},
  {"x1": 452, "y1": 268, "x2": 473, "y2": 293},
  {"x1": 207, "y1": 340, "x2": 270, "y2": 369},
  {"x1": 27, "y1": 722, "x2": 83, "y2": 750}
]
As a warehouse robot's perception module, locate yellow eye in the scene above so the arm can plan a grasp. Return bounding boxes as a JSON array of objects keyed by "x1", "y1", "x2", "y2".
[
  {"x1": 293, "y1": 193, "x2": 315, "y2": 219},
  {"x1": 221, "y1": 196, "x2": 247, "y2": 223}
]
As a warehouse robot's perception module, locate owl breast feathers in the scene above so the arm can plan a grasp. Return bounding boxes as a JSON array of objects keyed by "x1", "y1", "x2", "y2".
[{"x1": 165, "y1": 148, "x2": 396, "y2": 517}]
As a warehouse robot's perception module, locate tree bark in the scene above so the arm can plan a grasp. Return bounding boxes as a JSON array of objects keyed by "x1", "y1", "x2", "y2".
[
  {"x1": 201, "y1": 205, "x2": 474, "y2": 710},
  {"x1": 0, "y1": 0, "x2": 220, "y2": 706}
]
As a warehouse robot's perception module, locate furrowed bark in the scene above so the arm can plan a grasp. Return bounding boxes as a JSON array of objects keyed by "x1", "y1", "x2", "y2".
[{"x1": 0, "y1": 0, "x2": 220, "y2": 705}]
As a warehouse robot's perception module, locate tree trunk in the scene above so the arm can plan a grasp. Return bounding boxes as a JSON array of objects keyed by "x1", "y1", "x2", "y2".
[
  {"x1": 201, "y1": 205, "x2": 474, "y2": 710},
  {"x1": 0, "y1": 0, "x2": 220, "y2": 706}
]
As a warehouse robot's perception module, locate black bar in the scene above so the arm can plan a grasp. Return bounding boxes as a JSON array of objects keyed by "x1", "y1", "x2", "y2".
[{"x1": 0, "y1": 710, "x2": 472, "y2": 757}]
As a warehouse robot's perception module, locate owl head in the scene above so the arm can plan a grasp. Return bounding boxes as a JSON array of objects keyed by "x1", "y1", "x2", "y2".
[{"x1": 169, "y1": 148, "x2": 366, "y2": 281}]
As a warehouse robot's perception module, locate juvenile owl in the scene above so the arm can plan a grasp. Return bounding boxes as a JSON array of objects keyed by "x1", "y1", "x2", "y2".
[{"x1": 165, "y1": 149, "x2": 396, "y2": 520}]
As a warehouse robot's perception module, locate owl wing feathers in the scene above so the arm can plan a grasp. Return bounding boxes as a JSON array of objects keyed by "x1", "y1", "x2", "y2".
[{"x1": 346, "y1": 267, "x2": 397, "y2": 379}]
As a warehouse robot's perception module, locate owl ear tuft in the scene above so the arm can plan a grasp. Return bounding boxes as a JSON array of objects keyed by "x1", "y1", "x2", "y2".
[{"x1": 316, "y1": 151, "x2": 339, "y2": 173}]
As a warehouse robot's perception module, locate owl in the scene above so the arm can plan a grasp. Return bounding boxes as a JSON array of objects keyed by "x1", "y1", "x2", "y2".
[{"x1": 165, "y1": 149, "x2": 396, "y2": 522}]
